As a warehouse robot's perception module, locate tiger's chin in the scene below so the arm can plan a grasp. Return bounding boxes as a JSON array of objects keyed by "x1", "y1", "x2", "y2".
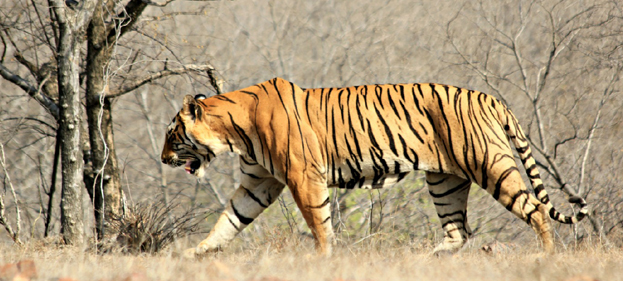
[{"x1": 184, "y1": 159, "x2": 207, "y2": 178}]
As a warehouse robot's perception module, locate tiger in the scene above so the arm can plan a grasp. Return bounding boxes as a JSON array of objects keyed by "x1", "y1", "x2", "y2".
[{"x1": 160, "y1": 77, "x2": 588, "y2": 256}]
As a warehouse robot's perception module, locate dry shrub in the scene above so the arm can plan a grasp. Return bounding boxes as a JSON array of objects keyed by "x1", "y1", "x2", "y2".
[{"x1": 111, "y1": 201, "x2": 203, "y2": 254}]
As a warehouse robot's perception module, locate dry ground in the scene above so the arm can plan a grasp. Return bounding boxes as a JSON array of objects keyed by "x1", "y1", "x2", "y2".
[{"x1": 0, "y1": 236, "x2": 620, "y2": 281}]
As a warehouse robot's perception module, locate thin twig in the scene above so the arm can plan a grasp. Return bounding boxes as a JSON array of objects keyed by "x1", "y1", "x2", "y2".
[
  {"x1": 0, "y1": 143, "x2": 23, "y2": 245},
  {"x1": 579, "y1": 69, "x2": 619, "y2": 194},
  {"x1": 107, "y1": 64, "x2": 216, "y2": 98},
  {"x1": 0, "y1": 63, "x2": 59, "y2": 119},
  {"x1": 207, "y1": 67, "x2": 223, "y2": 95}
]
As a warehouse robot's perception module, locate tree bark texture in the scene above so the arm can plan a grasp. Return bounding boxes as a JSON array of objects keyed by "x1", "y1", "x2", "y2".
[
  {"x1": 51, "y1": 0, "x2": 98, "y2": 246},
  {"x1": 84, "y1": 97, "x2": 124, "y2": 240},
  {"x1": 57, "y1": 22, "x2": 85, "y2": 246},
  {"x1": 84, "y1": 0, "x2": 130, "y2": 240}
]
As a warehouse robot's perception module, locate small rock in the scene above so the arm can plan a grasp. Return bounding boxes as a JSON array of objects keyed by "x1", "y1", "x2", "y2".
[
  {"x1": 481, "y1": 241, "x2": 518, "y2": 254},
  {"x1": 561, "y1": 275, "x2": 599, "y2": 281},
  {"x1": 0, "y1": 260, "x2": 37, "y2": 281}
]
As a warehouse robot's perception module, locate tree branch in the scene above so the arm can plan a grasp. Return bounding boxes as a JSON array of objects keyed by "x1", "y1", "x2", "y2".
[
  {"x1": 31, "y1": 0, "x2": 57, "y2": 55},
  {"x1": 107, "y1": 64, "x2": 216, "y2": 98},
  {"x1": 13, "y1": 52, "x2": 40, "y2": 80},
  {"x1": 207, "y1": 67, "x2": 223, "y2": 95},
  {"x1": 142, "y1": 0, "x2": 176, "y2": 7},
  {"x1": 106, "y1": 0, "x2": 148, "y2": 44},
  {"x1": 0, "y1": 31, "x2": 7, "y2": 63},
  {"x1": 0, "y1": 63, "x2": 59, "y2": 120},
  {"x1": 139, "y1": 9, "x2": 208, "y2": 22},
  {"x1": 579, "y1": 68, "x2": 619, "y2": 194}
]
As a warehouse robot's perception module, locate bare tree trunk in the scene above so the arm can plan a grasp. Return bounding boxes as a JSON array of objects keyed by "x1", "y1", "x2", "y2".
[
  {"x1": 51, "y1": 0, "x2": 98, "y2": 246},
  {"x1": 56, "y1": 24, "x2": 85, "y2": 246}
]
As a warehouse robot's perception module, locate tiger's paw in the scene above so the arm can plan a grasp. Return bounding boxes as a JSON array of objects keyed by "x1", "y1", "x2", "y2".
[
  {"x1": 432, "y1": 243, "x2": 462, "y2": 257},
  {"x1": 432, "y1": 249, "x2": 455, "y2": 258}
]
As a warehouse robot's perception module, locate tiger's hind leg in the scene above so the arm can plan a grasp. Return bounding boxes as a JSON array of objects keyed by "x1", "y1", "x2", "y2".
[
  {"x1": 427, "y1": 172, "x2": 473, "y2": 255},
  {"x1": 479, "y1": 157, "x2": 554, "y2": 252}
]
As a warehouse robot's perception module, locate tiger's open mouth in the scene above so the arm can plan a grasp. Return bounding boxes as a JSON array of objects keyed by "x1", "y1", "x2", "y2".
[{"x1": 185, "y1": 159, "x2": 202, "y2": 175}]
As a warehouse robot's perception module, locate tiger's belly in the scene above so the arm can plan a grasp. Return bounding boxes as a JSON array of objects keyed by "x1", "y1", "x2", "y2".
[{"x1": 327, "y1": 157, "x2": 420, "y2": 189}]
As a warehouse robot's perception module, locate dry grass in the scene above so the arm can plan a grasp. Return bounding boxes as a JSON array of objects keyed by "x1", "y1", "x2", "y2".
[
  {"x1": 111, "y1": 201, "x2": 203, "y2": 254},
  {"x1": 0, "y1": 235, "x2": 620, "y2": 281}
]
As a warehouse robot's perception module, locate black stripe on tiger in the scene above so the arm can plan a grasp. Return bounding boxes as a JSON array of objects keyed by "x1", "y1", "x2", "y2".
[
  {"x1": 322, "y1": 216, "x2": 331, "y2": 224},
  {"x1": 428, "y1": 180, "x2": 471, "y2": 198},
  {"x1": 242, "y1": 187, "x2": 268, "y2": 208},
  {"x1": 231, "y1": 200, "x2": 254, "y2": 225},
  {"x1": 438, "y1": 210, "x2": 467, "y2": 220},
  {"x1": 506, "y1": 189, "x2": 530, "y2": 212},
  {"x1": 309, "y1": 197, "x2": 330, "y2": 209},
  {"x1": 399, "y1": 100, "x2": 425, "y2": 144},
  {"x1": 388, "y1": 86, "x2": 402, "y2": 119},
  {"x1": 272, "y1": 80, "x2": 293, "y2": 182},
  {"x1": 227, "y1": 216, "x2": 241, "y2": 232},
  {"x1": 214, "y1": 95, "x2": 236, "y2": 104},
  {"x1": 374, "y1": 102, "x2": 398, "y2": 156},
  {"x1": 493, "y1": 167, "x2": 519, "y2": 201},
  {"x1": 240, "y1": 168, "x2": 261, "y2": 179},
  {"x1": 228, "y1": 112, "x2": 256, "y2": 162}
]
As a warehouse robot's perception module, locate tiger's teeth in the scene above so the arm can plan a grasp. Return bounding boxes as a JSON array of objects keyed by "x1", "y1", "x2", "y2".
[{"x1": 185, "y1": 160, "x2": 193, "y2": 174}]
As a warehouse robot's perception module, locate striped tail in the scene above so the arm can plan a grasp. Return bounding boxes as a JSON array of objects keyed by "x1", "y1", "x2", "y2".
[{"x1": 501, "y1": 107, "x2": 588, "y2": 224}]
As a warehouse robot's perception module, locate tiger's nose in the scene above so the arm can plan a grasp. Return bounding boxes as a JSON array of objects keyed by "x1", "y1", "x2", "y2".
[{"x1": 161, "y1": 155, "x2": 170, "y2": 164}]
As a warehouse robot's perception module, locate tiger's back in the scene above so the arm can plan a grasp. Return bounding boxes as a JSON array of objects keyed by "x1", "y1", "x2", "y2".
[{"x1": 301, "y1": 83, "x2": 508, "y2": 190}]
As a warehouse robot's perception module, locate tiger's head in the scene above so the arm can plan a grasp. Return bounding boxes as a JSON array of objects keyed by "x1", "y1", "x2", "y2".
[{"x1": 161, "y1": 94, "x2": 222, "y2": 178}]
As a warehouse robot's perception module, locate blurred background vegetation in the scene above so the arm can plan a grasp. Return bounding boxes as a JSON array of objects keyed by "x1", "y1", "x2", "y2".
[{"x1": 0, "y1": 0, "x2": 621, "y2": 252}]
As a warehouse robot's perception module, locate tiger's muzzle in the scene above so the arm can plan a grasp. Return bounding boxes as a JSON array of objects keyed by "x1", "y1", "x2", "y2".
[
  {"x1": 161, "y1": 156, "x2": 185, "y2": 167},
  {"x1": 161, "y1": 155, "x2": 202, "y2": 175}
]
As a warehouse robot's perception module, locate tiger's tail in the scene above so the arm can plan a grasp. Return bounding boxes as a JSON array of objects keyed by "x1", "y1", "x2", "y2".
[{"x1": 501, "y1": 106, "x2": 588, "y2": 224}]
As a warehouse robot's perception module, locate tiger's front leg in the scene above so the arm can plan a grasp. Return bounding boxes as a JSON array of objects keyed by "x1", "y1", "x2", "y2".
[{"x1": 187, "y1": 168, "x2": 285, "y2": 257}]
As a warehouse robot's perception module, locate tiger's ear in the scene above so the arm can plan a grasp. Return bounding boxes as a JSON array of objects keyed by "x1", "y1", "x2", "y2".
[{"x1": 182, "y1": 95, "x2": 203, "y2": 121}]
